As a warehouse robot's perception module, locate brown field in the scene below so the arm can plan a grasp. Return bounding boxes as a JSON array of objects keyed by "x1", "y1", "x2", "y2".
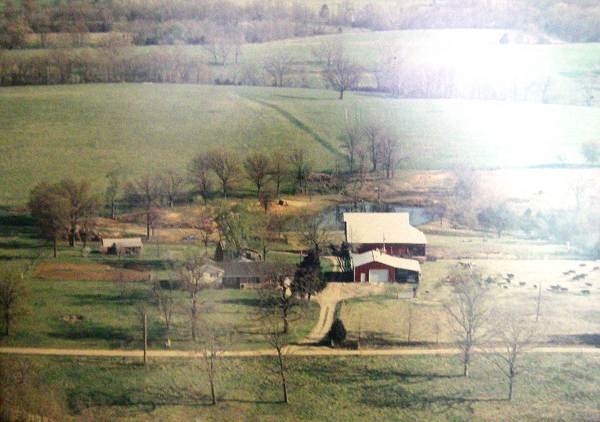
[{"x1": 35, "y1": 262, "x2": 149, "y2": 282}]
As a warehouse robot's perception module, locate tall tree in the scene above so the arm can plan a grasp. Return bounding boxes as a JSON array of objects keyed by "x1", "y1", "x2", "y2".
[
  {"x1": 259, "y1": 266, "x2": 300, "y2": 335},
  {"x1": 340, "y1": 113, "x2": 363, "y2": 174},
  {"x1": 189, "y1": 153, "x2": 212, "y2": 203},
  {"x1": 207, "y1": 149, "x2": 239, "y2": 198},
  {"x1": 105, "y1": 168, "x2": 123, "y2": 220},
  {"x1": 264, "y1": 52, "x2": 294, "y2": 87},
  {"x1": 444, "y1": 265, "x2": 492, "y2": 377},
  {"x1": 28, "y1": 182, "x2": 70, "y2": 257},
  {"x1": 244, "y1": 152, "x2": 271, "y2": 198},
  {"x1": 379, "y1": 132, "x2": 399, "y2": 179},
  {"x1": 292, "y1": 249, "x2": 325, "y2": 302},
  {"x1": 125, "y1": 175, "x2": 161, "y2": 240},
  {"x1": 160, "y1": 169, "x2": 185, "y2": 208},
  {"x1": 152, "y1": 280, "x2": 176, "y2": 347},
  {"x1": 288, "y1": 148, "x2": 312, "y2": 194},
  {"x1": 58, "y1": 178, "x2": 99, "y2": 247},
  {"x1": 198, "y1": 321, "x2": 230, "y2": 405},
  {"x1": 178, "y1": 255, "x2": 214, "y2": 342},
  {"x1": 0, "y1": 263, "x2": 28, "y2": 336},
  {"x1": 269, "y1": 151, "x2": 288, "y2": 198},
  {"x1": 322, "y1": 50, "x2": 362, "y2": 99}
]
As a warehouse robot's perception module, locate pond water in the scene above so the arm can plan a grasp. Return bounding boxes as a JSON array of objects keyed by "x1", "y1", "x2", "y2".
[{"x1": 321, "y1": 201, "x2": 432, "y2": 229}]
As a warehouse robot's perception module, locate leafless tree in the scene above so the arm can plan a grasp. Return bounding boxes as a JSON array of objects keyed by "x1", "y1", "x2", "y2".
[
  {"x1": 152, "y1": 280, "x2": 176, "y2": 347},
  {"x1": 197, "y1": 320, "x2": 230, "y2": 405},
  {"x1": 269, "y1": 151, "x2": 288, "y2": 198},
  {"x1": 263, "y1": 319, "x2": 293, "y2": 404},
  {"x1": 28, "y1": 182, "x2": 70, "y2": 258},
  {"x1": 179, "y1": 255, "x2": 214, "y2": 342},
  {"x1": 160, "y1": 169, "x2": 185, "y2": 208},
  {"x1": 189, "y1": 153, "x2": 212, "y2": 203},
  {"x1": 58, "y1": 178, "x2": 99, "y2": 247},
  {"x1": 207, "y1": 149, "x2": 239, "y2": 198},
  {"x1": 0, "y1": 263, "x2": 28, "y2": 337},
  {"x1": 311, "y1": 39, "x2": 343, "y2": 67},
  {"x1": 379, "y1": 132, "x2": 399, "y2": 179},
  {"x1": 264, "y1": 51, "x2": 294, "y2": 87},
  {"x1": 444, "y1": 265, "x2": 492, "y2": 377},
  {"x1": 340, "y1": 112, "x2": 363, "y2": 174},
  {"x1": 322, "y1": 51, "x2": 363, "y2": 99},
  {"x1": 196, "y1": 208, "x2": 216, "y2": 252},
  {"x1": 259, "y1": 266, "x2": 301, "y2": 335},
  {"x1": 487, "y1": 313, "x2": 535, "y2": 401},
  {"x1": 125, "y1": 174, "x2": 161, "y2": 240},
  {"x1": 244, "y1": 152, "x2": 271, "y2": 198},
  {"x1": 288, "y1": 148, "x2": 312, "y2": 194},
  {"x1": 299, "y1": 213, "x2": 329, "y2": 258},
  {"x1": 105, "y1": 167, "x2": 124, "y2": 219},
  {"x1": 363, "y1": 121, "x2": 381, "y2": 172}
]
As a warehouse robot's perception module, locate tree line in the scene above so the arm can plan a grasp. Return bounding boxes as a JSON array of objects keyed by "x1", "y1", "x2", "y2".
[{"x1": 2, "y1": 0, "x2": 599, "y2": 50}]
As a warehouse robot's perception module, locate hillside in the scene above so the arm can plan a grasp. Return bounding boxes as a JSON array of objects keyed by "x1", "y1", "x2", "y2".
[{"x1": 1, "y1": 83, "x2": 600, "y2": 205}]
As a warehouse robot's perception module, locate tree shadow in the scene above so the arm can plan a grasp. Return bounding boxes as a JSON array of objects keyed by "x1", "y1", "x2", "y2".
[
  {"x1": 219, "y1": 297, "x2": 262, "y2": 307},
  {"x1": 549, "y1": 334, "x2": 600, "y2": 346},
  {"x1": 66, "y1": 290, "x2": 150, "y2": 306},
  {"x1": 50, "y1": 320, "x2": 134, "y2": 344}
]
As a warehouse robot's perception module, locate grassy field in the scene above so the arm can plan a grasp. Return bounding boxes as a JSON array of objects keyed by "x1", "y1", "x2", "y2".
[
  {"x1": 4, "y1": 353, "x2": 600, "y2": 421},
  {"x1": 2, "y1": 83, "x2": 600, "y2": 204},
  {"x1": 339, "y1": 256, "x2": 600, "y2": 347}
]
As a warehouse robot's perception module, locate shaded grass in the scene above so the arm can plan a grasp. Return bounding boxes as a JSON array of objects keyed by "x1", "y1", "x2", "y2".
[{"x1": 5, "y1": 353, "x2": 600, "y2": 421}]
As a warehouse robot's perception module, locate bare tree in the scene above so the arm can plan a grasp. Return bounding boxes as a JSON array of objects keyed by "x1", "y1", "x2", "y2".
[
  {"x1": 206, "y1": 149, "x2": 239, "y2": 198},
  {"x1": 196, "y1": 208, "x2": 216, "y2": 252},
  {"x1": 58, "y1": 178, "x2": 99, "y2": 247},
  {"x1": 244, "y1": 152, "x2": 271, "y2": 198},
  {"x1": 179, "y1": 255, "x2": 214, "y2": 342},
  {"x1": 269, "y1": 151, "x2": 288, "y2": 198},
  {"x1": 125, "y1": 174, "x2": 162, "y2": 240},
  {"x1": 487, "y1": 314, "x2": 535, "y2": 400},
  {"x1": 259, "y1": 266, "x2": 301, "y2": 335},
  {"x1": 363, "y1": 121, "x2": 381, "y2": 172},
  {"x1": 160, "y1": 169, "x2": 185, "y2": 208},
  {"x1": 152, "y1": 280, "x2": 176, "y2": 347},
  {"x1": 311, "y1": 38, "x2": 343, "y2": 67},
  {"x1": 340, "y1": 112, "x2": 363, "y2": 174},
  {"x1": 444, "y1": 265, "x2": 492, "y2": 377},
  {"x1": 0, "y1": 263, "x2": 28, "y2": 337},
  {"x1": 288, "y1": 148, "x2": 312, "y2": 194},
  {"x1": 322, "y1": 51, "x2": 363, "y2": 99},
  {"x1": 379, "y1": 132, "x2": 399, "y2": 179},
  {"x1": 189, "y1": 153, "x2": 212, "y2": 203},
  {"x1": 105, "y1": 167, "x2": 124, "y2": 219},
  {"x1": 265, "y1": 323, "x2": 293, "y2": 404},
  {"x1": 299, "y1": 213, "x2": 329, "y2": 258},
  {"x1": 264, "y1": 52, "x2": 294, "y2": 87},
  {"x1": 198, "y1": 321, "x2": 230, "y2": 405}
]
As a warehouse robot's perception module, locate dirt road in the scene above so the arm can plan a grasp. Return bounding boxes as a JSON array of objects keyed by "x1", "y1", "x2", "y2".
[{"x1": 1, "y1": 345, "x2": 599, "y2": 359}]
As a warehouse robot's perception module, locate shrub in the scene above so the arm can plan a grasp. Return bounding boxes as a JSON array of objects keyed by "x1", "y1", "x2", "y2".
[{"x1": 328, "y1": 319, "x2": 347, "y2": 347}]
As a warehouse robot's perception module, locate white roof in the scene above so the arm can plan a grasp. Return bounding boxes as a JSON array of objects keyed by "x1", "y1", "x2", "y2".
[
  {"x1": 343, "y1": 213, "x2": 427, "y2": 245},
  {"x1": 351, "y1": 249, "x2": 421, "y2": 273},
  {"x1": 101, "y1": 238, "x2": 143, "y2": 248}
]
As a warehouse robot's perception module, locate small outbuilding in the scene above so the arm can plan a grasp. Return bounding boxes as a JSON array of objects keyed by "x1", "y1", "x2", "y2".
[
  {"x1": 222, "y1": 261, "x2": 294, "y2": 289},
  {"x1": 100, "y1": 237, "x2": 143, "y2": 256},
  {"x1": 351, "y1": 249, "x2": 421, "y2": 283}
]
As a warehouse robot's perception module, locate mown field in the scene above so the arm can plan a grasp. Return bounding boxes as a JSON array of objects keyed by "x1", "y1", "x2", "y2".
[
  {"x1": 2, "y1": 83, "x2": 600, "y2": 204},
  {"x1": 4, "y1": 353, "x2": 600, "y2": 421}
]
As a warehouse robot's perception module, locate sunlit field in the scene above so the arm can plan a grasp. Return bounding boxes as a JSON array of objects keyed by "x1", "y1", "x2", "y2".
[{"x1": 2, "y1": 84, "x2": 600, "y2": 204}]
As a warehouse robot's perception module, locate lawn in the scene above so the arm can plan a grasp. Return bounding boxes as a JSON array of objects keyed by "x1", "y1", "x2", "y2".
[
  {"x1": 2, "y1": 84, "x2": 600, "y2": 204},
  {"x1": 4, "y1": 353, "x2": 600, "y2": 421}
]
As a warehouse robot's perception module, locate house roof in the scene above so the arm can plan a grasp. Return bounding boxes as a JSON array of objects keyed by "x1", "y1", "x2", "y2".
[
  {"x1": 351, "y1": 249, "x2": 421, "y2": 273},
  {"x1": 101, "y1": 237, "x2": 143, "y2": 248},
  {"x1": 343, "y1": 212, "x2": 427, "y2": 245},
  {"x1": 223, "y1": 262, "x2": 295, "y2": 278}
]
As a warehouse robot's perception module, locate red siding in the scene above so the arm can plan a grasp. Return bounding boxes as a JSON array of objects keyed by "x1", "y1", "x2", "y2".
[{"x1": 354, "y1": 262, "x2": 395, "y2": 282}]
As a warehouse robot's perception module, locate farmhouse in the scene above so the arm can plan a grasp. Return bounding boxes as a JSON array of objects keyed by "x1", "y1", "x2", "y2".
[
  {"x1": 196, "y1": 259, "x2": 224, "y2": 286},
  {"x1": 222, "y1": 261, "x2": 294, "y2": 289},
  {"x1": 351, "y1": 249, "x2": 421, "y2": 283},
  {"x1": 343, "y1": 212, "x2": 427, "y2": 259},
  {"x1": 100, "y1": 237, "x2": 143, "y2": 256}
]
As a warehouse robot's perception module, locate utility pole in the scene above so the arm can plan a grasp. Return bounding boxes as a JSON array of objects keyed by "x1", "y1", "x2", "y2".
[
  {"x1": 535, "y1": 282, "x2": 542, "y2": 322},
  {"x1": 143, "y1": 312, "x2": 148, "y2": 366}
]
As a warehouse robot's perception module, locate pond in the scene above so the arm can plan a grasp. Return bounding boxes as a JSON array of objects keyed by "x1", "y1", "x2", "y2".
[{"x1": 320, "y1": 201, "x2": 432, "y2": 229}]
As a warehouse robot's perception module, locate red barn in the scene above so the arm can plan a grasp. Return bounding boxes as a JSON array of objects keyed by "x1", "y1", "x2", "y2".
[
  {"x1": 351, "y1": 249, "x2": 421, "y2": 283},
  {"x1": 343, "y1": 212, "x2": 427, "y2": 259}
]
